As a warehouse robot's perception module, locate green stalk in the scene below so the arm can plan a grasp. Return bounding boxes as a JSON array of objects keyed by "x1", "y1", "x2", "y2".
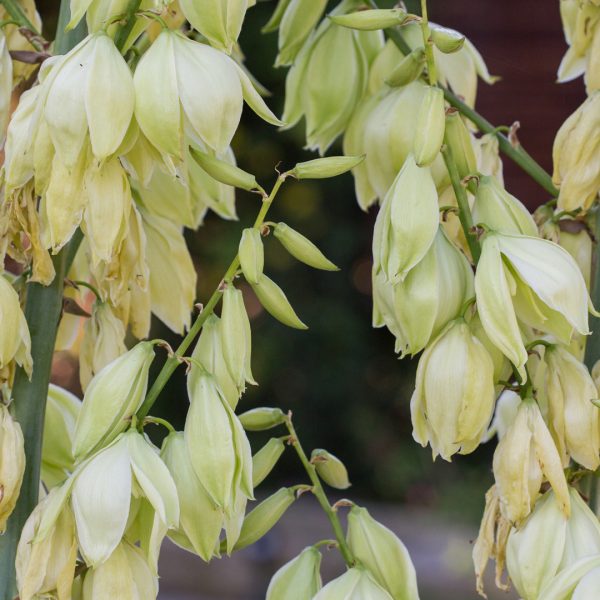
[
  {"x1": 284, "y1": 415, "x2": 355, "y2": 567},
  {"x1": 0, "y1": 0, "x2": 86, "y2": 590},
  {"x1": 585, "y1": 208, "x2": 600, "y2": 371},
  {"x1": 0, "y1": 0, "x2": 38, "y2": 33},
  {"x1": 113, "y1": 0, "x2": 142, "y2": 51},
  {"x1": 136, "y1": 176, "x2": 286, "y2": 422},
  {"x1": 419, "y1": 0, "x2": 436, "y2": 85}
]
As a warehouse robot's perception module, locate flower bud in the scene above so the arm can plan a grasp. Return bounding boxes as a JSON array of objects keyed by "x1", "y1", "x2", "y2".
[
  {"x1": 372, "y1": 154, "x2": 439, "y2": 283},
  {"x1": 189, "y1": 147, "x2": 259, "y2": 191},
  {"x1": 411, "y1": 319, "x2": 495, "y2": 460},
  {"x1": 544, "y1": 344, "x2": 600, "y2": 469},
  {"x1": 553, "y1": 92, "x2": 600, "y2": 212},
  {"x1": 81, "y1": 541, "x2": 158, "y2": 600},
  {"x1": 134, "y1": 30, "x2": 281, "y2": 158},
  {"x1": 73, "y1": 341, "x2": 154, "y2": 461},
  {"x1": 239, "y1": 228, "x2": 264, "y2": 285},
  {"x1": 16, "y1": 490, "x2": 77, "y2": 600},
  {"x1": 346, "y1": 505, "x2": 419, "y2": 599},
  {"x1": 471, "y1": 176, "x2": 537, "y2": 236},
  {"x1": 443, "y1": 110, "x2": 477, "y2": 179},
  {"x1": 252, "y1": 438, "x2": 286, "y2": 487},
  {"x1": 42, "y1": 385, "x2": 80, "y2": 488},
  {"x1": 385, "y1": 47, "x2": 427, "y2": 87},
  {"x1": 79, "y1": 302, "x2": 127, "y2": 391},
  {"x1": 0, "y1": 274, "x2": 32, "y2": 376},
  {"x1": 413, "y1": 86, "x2": 446, "y2": 166},
  {"x1": 330, "y1": 8, "x2": 407, "y2": 31},
  {"x1": 314, "y1": 568, "x2": 393, "y2": 600},
  {"x1": 250, "y1": 274, "x2": 308, "y2": 329},
  {"x1": 185, "y1": 370, "x2": 253, "y2": 510},
  {"x1": 239, "y1": 407, "x2": 286, "y2": 431},
  {"x1": 311, "y1": 449, "x2": 351, "y2": 489},
  {"x1": 231, "y1": 487, "x2": 296, "y2": 551},
  {"x1": 493, "y1": 399, "x2": 570, "y2": 524},
  {"x1": 161, "y1": 432, "x2": 223, "y2": 561},
  {"x1": 179, "y1": 0, "x2": 248, "y2": 54},
  {"x1": 431, "y1": 25, "x2": 465, "y2": 53},
  {"x1": 506, "y1": 490, "x2": 568, "y2": 600},
  {"x1": 290, "y1": 155, "x2": 365, "y2": 179},
  {"x1": 275, "y1": 0, "x2": 327, "y2": 66},
  {"x1": 266, "y1": 546, "x2": 322, "y2": 599},
  {"x1": 0, "y1": 404, "x2": 25, "y2": 532},
  {"x1": 273, "y1": 223, "x2": 338, "y2": 271}
]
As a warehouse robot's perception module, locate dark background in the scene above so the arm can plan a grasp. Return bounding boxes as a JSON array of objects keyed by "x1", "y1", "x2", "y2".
[{"x1": 41, "y1": 0, "x2": 585, "y2": 524}]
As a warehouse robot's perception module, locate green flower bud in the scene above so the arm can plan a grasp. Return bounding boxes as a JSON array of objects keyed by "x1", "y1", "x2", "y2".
[
  {"x1": 290, "y1": 155, "x2": 365, "y2": 179},
  {"x1": 251, "y1": 274, "x2": 308, "y2": 329},
  {"x1": 239, "y1": 407, "x2": 286, "y2": 431},
  {"x1": 330, "y1": 8, "x2": 407, "y2": 31},
  {"x1": 385, "y1": 47, "x2": 427, "y2": 87},
  {"x1": 493, "y1": 399, "x2": 570, "y2": 524},
  {"x1": 472, "y1": 175, "x2": 537, "y2": 236},
  {"x1": 266, "y1": 546, "x2": 322, "y2": 599},
  {"x1": 273, "y1": 223, "x2": 338, "y2": 271},
  {"x1": 0, "y1": 404, "x2": 25, "y2": 532},
  {"x1": 42, "y1": 385, "x2": 80, "y2": 488},
  {"x1": 507, "y1": 491, "x2": 568, "y2": 600},
  {"x1": 276, "y1": 0, "x2": 328, "y2": 66},
  {"x1": 544, "y1": 345, "x2": 600, "y2": 470},
  {"x1": 81, "y1": 541, "x2": 158, "y2": 600},
  {"x1": 231, "y1": 487, "x2": 296, "y2": 551},
  {"x1": 178, "y1": 0, "x2": 248, "y2": 54},
  {"x1": 314, "y1": 567, "x2": 393, "y2": 599},
  {"x1": 444, "y1": 110, "x2": 477, "y2": 179},
  {"x1": 189, "y1": 147, "x2": 260, "y2": 191},
  {"x1": 475, "y1": 233, "x2": 594, "y2": 382},
  {"x1": 411, "y1": 319, "x2": 495, "y2": 460},
  {"x1": 431, "y1": 24, "x2": 465, "y2": 53},
  {"x1": 252, "y1": 438, "x2": 286, "y2": 488},
  {"x1": 73, "y1": 341, "x2": 154, "y2": 461},
  {"x1": 239, "y1": 228, "x2": 264, "y2": 285},
  {"x1": 161, "y1": 432, "x2": 224, "y2": 562},
  {"x1": 16, "y1": 490, "x2": 77, "y2": 600},
  {"x1": 311, "y1": 449, "x2": 351, "y2": 490},
  {"x1": 346, "y1": 505, "x2": 419, "y2": 600},
  {"x1": 413, "y1": 86, "x2": 446, "y2": 166},
  {"x1": 372, "y1": 154, "x2": 439, "y2": 283},
  {"x1": 185, "y1": 370, "x2": 253, "y2": 509}
]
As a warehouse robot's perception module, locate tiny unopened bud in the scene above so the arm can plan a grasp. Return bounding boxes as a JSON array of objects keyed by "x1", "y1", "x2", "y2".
[
  {"x1": 274, "y1": 223, "x2": 339, "y2": 271},
  {"x1": 413, "y1": 86, "x2": 446, "y2": 166},
  {"x1": 431, "y1": 25, "x2": 465, "y2": 53},
  {"x1": 221, "y1": 286, "x2": 250, "y2": 390},
  {"x1": 290, "y1": 155, "x2": 365, "y2": 179},
  {"x1": 266, "y1": 546, "x2": 322, "y2": 599},
  {"x1": 239, "y1": 407, "x2": 286, "y2": 431},
  {"x1": 385, "y1": 47, "x2": 427, "y2": 87},
  {"x1": 329, "y1": 8, "x2": 407, "y2": 31},
  {"x1": 253, "y1": 438, "x2": 286, "y2": 487},
  {"x1": 189, "y1": 148, "x2": 260, "y2": 191},
  {"x1": 311, "y1": 449, "x2": 351, "y2": 490},
  {"x1": 239, "y1": 229, "x2": 264, "y2": 285},
  {"x1": 444, "y1": 110, "x2": 477, "y2": 179},
  {"x1": 251, "y1": 275, "x2": 308, "y2": 329}
]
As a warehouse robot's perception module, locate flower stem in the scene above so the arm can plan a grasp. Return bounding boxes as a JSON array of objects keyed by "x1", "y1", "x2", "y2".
[
  {"x1": 0, "y1": 0, "x2": 37, "y2": 33},
  {"x1": 419, "y1": 0, "x2": 437, "y2": 86},
  {"x1": 113, "y1": 0, "x2": 142, "y2": 52},
  {"x1": 284, "y1": 413, "x2": 355, "y2": 567},
  {"x1": 135, "y1": 175, "x2": 286, "y2": 422}
]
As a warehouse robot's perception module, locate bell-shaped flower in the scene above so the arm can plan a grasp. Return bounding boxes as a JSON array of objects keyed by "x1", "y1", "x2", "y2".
[
  {"x1": 42, "y1": 32, "x2": 134, "y2": 167},
  {"x1": 543, "y1": 344, "x2": 600, "y2": 470},
  {"x1": 73, "y1": 341, "x2": 155, "y2": 461},
  {"x1": 0, "y1": 403, "x2": 25, "y2": 531},
  {"x1": 81, "y1": 541, "x2": 158, "y2": 599},
  {"x1": 16, "y1": 489, "x2": 78, "y2": 600},
  {"x1": 71, "y1": 430, "x2": 179, "y2": 567},
  {"x1": 492, "y1": 398, "x2": 570, "y2": 524},
  {"x1": 0, "y1": 274, "x2": 32, "y2": 376},
  {"x1": 373, "y1": 228, "x2": 474, "y2": 357},
  {"x1": 553, "y1": 92, "x2": 600, "y2": 212},
  {"x1": 411, "y1": 319, "x2": 495, "y2": 460},
  {"x1": 475, "y1": 232, "x2": 594, "y2": 381},
  {"x1": 282, "y1": 8, "x2": 382, "y2": 153},
  {"x1": 314, "y1": 568, "x2": 393, "y2": 600},
  {"x1": 134, "y1": 30, "x2": 281, "y2": 159}
]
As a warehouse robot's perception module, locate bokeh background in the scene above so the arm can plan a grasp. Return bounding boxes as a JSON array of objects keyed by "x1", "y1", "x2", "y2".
[{"x1": 39, "y1": 0, "x2": 586, "y2": 597}]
